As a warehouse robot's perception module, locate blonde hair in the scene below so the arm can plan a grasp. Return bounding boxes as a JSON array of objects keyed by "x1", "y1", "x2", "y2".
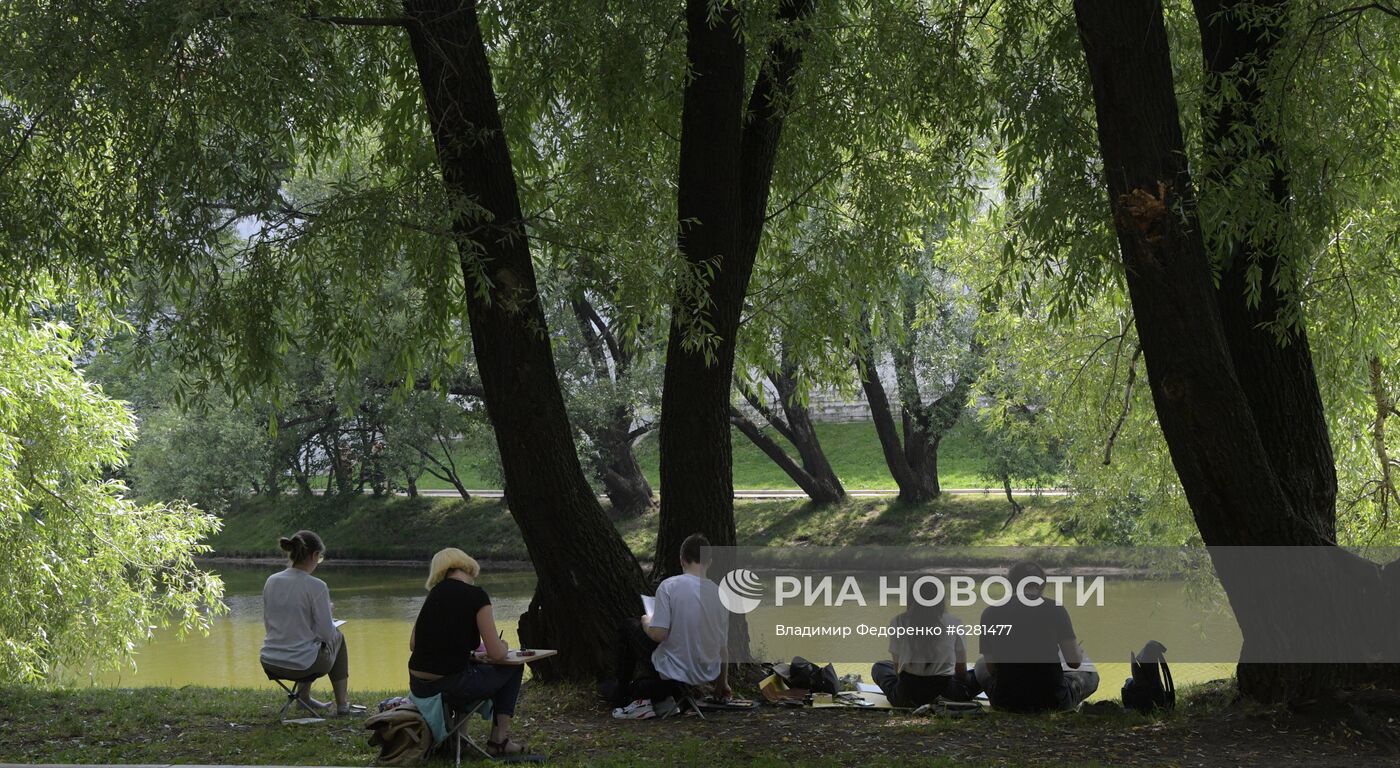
[{"x1": 426, "y1": 548, "x2": 480, "y2": 590}]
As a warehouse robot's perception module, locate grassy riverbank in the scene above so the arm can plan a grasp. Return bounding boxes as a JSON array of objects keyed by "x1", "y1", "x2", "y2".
[
  {"x1": 1, "y1": 681, "x2": 1388, "y2": 767},
  {"x1": 209, "y1": 493, "x2": 1078, "y2": 562}
]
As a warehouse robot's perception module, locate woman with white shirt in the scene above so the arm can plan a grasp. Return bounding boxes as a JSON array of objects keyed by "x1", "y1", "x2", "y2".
[
  {"x1": 871, "y1": 595, "x2": 967, "y2": 709},
  {"x1": 259, "y1": 530, "x2": 352, "y2": 715}
]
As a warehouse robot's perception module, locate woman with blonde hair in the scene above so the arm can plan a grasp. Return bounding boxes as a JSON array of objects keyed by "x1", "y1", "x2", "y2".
[{"x1": 409, "y1": 548, "x2": 526, "y2": 757}]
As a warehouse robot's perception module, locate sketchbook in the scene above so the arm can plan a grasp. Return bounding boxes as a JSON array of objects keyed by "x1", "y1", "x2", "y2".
[{"x1": 640, "y1": 594, "x2": 656, "y2": 616}]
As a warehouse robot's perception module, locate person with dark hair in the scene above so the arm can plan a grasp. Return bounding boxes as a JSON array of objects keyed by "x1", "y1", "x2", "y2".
[
  {"x1": 871, "y1": 592, "x2": 968, "y2": 708},
  {"x1": 975, "y1": 561, "x2": 1098, "y2": 713},
  {"x1": 608, "y1": 533, "x2": 729, "y2": 719},
  {"x1": 260, "y1": 530, "x2": 354, "y2": 715}
]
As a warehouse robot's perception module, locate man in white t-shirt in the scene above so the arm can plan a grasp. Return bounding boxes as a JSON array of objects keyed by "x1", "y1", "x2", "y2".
[{"x1": 609, "y1": 533, "x2": 730, "y2": 719}]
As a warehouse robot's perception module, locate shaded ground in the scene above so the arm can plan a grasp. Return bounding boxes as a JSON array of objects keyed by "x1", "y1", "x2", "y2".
[{"x1": 3, "y1": 682, "x2": 1395, "y2": 767}]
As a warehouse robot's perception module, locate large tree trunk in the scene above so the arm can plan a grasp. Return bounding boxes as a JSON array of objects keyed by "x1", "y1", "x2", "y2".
[
  {"x1": 1194, "y1": 0, "x2": 1337, "y2": 541},
  {"x1": 403, "y1": 0, "x2": 647, "y2": 680},
  {"x1": 1194, "y1": 0, "x2": 1346, "y2": 695},
  {"x1": 655, "y1": 0, "x2": 815, "y2": 578},
  {"x1": 889, "y1": 291, "x2": 977, "y2": 501},
  {"x1": 1073, "y1": 0, "x2": 1400, "y2": 703}
]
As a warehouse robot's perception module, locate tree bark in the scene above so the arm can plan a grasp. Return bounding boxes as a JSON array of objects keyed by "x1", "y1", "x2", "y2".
[
  {"x1": 889, "y1": 291, "x2": 977, "y2": 502},
  {"x1": 654, "y1": 0, "x2": 817, "y2": 579},
  {"x1": 1195, "y1": 0, "x2": 1337, "y2": 541},
  {"x1": 403, "y1": 0, "x2": 646, "y2": 680},
  {"x1": 1073, "y1": 0, "x2": 1400, "y2": 703},
  {"x1": 570, "y1": 296, "x2": 655, "y2": 518},
  {"x1": 654, "y1": 0, "x2": 747, "y2": 578},
  {"x1": 890, "y1": 299, "x2": 941, "y2": 501},
  {"x1": 598, "y1": 445, "x2": 655, "y2": 518}
]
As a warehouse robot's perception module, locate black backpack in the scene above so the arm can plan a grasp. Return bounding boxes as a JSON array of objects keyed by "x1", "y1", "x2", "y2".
[
  {"x1": 787, "y1": 656, "x2": 840, "y2": 695},
  {"x1": 1121, "y1": 640, "x2": 1174, "y2": 714}
]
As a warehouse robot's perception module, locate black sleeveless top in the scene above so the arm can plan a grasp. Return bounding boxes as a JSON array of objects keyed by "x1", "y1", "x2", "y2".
[{"x1": 409, "y1": 579, "x2": 491, "y2": 675}]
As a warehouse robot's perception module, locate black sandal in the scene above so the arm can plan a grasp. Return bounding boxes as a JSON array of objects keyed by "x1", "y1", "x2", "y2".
[{"x1": 485, "y1": 738, "x2": 543, "y2": 762}]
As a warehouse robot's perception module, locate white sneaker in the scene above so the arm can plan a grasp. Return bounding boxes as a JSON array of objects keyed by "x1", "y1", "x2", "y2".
[
  {"x1": 611, "y1": 699, "x2": 655, "y2": 719},
  {"x1": 652, "y1": 697, "x2": 680, "y2": 718}
]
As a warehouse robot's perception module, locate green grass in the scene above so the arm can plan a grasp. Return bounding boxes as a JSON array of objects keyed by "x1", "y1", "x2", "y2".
[
  {"x1": 2, "y1": 680, "x2": 1356, "y2": 767},
  {"x1": 0, "y1": 684, "x2": 1068, "y2": 766},
  {"x1": 210, "y1": 493, "x2": 1078, "y2": 562},
  {"x1": 212, "y1": 495, "x2": 529, "y2": 561},
  {"x1": 637, "y1": 420, "x2": 993, "y2": 491},
  {"x1": 403, "y1": 420, "x2": 999, "y2": 492}
]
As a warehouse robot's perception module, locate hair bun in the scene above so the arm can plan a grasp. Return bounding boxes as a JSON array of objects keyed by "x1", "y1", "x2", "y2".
[{"x1": 278, "y1": 537, "x2": 295, "y2": 552}]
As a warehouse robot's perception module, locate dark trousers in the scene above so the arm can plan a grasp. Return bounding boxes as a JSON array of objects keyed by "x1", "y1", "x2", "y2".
[
  {"x1": 410, "y1": 663, "x2": 524, "y2": 718},
  {"x1": 610, "y1": 618, "x2": 684, "y2": 707},
  {"x1": 871, "y1": 660, "x2": 951, "y2": 709},
  {"x1": 262, "y1": 631, "x2": 349, "y2": 683}
]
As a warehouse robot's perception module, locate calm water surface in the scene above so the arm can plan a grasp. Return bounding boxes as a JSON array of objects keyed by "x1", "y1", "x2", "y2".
[{"x1": 84, "y1": 564, "x2": 1236, "y2": 699}]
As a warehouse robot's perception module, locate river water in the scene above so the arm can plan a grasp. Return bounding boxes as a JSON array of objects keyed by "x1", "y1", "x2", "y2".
[{"x1": 83, "y1": 563, "x2": 1238, "y2": 700}]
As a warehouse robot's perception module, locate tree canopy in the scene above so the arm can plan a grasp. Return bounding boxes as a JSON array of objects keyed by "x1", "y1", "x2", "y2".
[{"x1": 4, "y1": 0, "x2": 1400, "y2": 698}]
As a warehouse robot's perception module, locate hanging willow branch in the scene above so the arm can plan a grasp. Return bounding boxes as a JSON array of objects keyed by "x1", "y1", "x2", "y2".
[
  {"x1": 1103, "y1": 344, "x2": 1143, "y2": 466},
  {"x1": 1368, "y1": 356, "x2": 1400, "y2": 528}
]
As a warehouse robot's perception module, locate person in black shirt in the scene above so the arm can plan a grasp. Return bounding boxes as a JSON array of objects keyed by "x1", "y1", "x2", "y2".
[
  {"x1": 409, "y1": 548, "x2": 526, "y2": 758},
  {"x1": 977, "y1": 561, "x2": 1098, "y2": 712}
]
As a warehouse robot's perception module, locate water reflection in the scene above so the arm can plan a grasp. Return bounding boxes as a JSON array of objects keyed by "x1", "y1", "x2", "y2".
[
  {"x1": 81, "y1": 563, "x2": 1236, "y2": 700},
  {"x1": 88, "y1": 564, "x2": 534, "y2": 690}
]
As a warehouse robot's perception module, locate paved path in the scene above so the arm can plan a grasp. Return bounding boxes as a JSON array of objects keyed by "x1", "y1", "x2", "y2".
[{"x1": 336, "y1": 487, "x2": 1070, "y2": 499}]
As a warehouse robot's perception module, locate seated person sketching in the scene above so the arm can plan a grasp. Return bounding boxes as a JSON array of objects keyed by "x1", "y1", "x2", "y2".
[
  {"x1": 871, "y1": 595, "x2": 968, "y2": 709},
  {"x1": 610, "y1": 533, "x2": 729, "y2": 719},
  {"x1": 408, "y1": 548, "x2": 527, "y2": 758},
  {"x1": 260, "y1": 530, "x2": 354, "y2": 715},
  {"x1": 975, "y1": 561, "x2": 1099, "y2": 713}
]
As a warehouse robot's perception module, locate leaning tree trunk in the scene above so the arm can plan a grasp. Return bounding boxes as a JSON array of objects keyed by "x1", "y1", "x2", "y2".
[
  {"x1": 1074, "y1": 0, "x2": 1400, "y2": 703},
  {"x1": 856, "y1": 341, "x2": 928, "y2": 502},
  {"x1": 730, "y1": 407, "x2": 838, "y2": 502},
  {"x1": 765, "y1": 353, "x2": 846, "y2": 502},
  {"x1": 655, "y1": 0, "x2": 816, "y2": 578},
  {"x1": 734, "y1": 370, "x2": 844, "y2": 503},
  {"x1": 403, "y1": 0, "x2": 647, "y2": 680}
]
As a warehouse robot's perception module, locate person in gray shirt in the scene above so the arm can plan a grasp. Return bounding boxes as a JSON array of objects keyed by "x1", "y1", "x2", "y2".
[{"x1": 259, "y1": 530, "x2": 352, "y2": 715}]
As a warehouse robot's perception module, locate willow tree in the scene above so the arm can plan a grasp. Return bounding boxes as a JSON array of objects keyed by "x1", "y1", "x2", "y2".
[
  {"x1": 650, "y1": 0, "x2": 818, "y2": 573},
  {"x1": 983, "y1": 0, "x2": 1400, "y2": 701},
  {"x1": 652, "y1": 0, "x2": 992, "y2": 574},
  {"x1": 0, "y1": 0, "x2": 656, "y2": 678},
  {"x1": 0, "y1": 289, "x2": 224, "y2": 683}
]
